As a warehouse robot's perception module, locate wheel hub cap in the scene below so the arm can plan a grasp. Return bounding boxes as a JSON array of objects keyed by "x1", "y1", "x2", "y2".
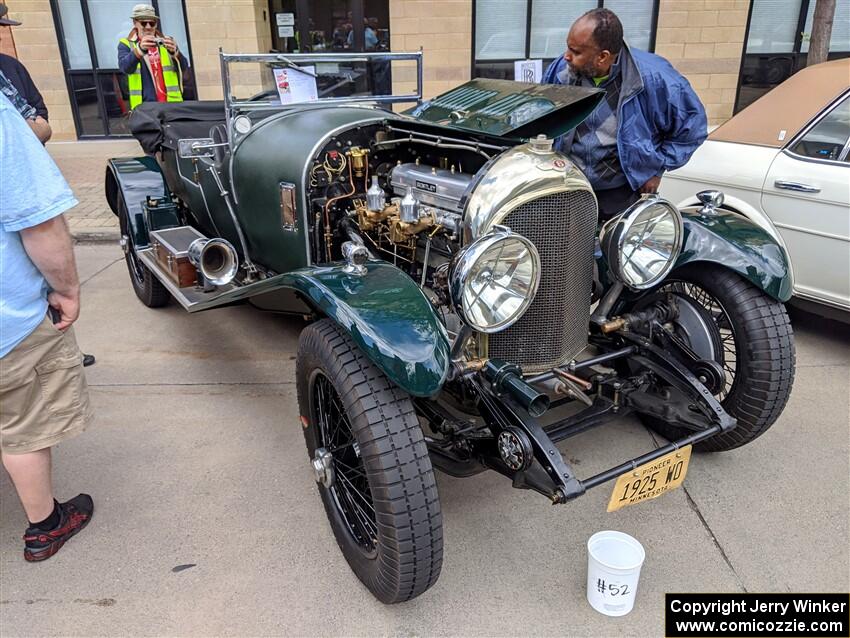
[
  {"x1": 312, "y1": 447, "x2": 335, "y2": 488},
  {"x1": 673, "y1": 294, "x2": 722, "y2": 362},
  {"x1": 497, "y1": 428, "x2": 532, "y2": 471}
]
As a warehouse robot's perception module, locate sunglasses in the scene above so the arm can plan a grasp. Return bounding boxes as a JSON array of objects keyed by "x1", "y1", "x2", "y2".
[{"x1": 138, "y1": 20, "x2": 157, "y2": 27}]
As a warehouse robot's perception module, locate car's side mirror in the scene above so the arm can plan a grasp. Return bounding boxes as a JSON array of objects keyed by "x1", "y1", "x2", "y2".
[{"x1": 178, "y1": 138, "x2": 227, "y2": 159}]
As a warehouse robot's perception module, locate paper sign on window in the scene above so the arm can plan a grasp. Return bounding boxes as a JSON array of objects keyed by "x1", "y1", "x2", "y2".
[{"x1": 273, "y1": 66, "x2": 318, "y2": 105}]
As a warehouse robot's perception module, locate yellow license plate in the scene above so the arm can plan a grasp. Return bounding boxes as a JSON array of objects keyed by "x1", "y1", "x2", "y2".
[{"x1": 607, "y1": 445, "x2": 693, "y2": 513}]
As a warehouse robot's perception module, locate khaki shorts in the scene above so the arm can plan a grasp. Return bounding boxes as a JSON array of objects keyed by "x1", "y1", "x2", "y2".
[{"x1": 0, "y1": 315, "x2": 93, "y2": 454}]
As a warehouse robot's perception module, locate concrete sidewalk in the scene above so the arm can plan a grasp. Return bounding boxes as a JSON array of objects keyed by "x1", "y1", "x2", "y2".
[
  {"x1": 47, "y1": 139, "x2": 141, "y2": 242},
  {"x1": 1, "y1": 244, "x2": 848, "y2": 637}
]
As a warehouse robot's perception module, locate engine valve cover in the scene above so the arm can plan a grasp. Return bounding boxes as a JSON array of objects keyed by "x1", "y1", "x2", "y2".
[{"x1": 390, "y1": 163, "x2": 473, "y2": 212}]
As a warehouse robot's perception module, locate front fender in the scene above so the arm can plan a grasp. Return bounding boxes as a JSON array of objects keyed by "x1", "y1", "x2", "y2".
[
  {"x1": 282, "y1": 261, "x2": 451, "y2": 398},
  {"x1": 676, "y1": 208, "x2": 793, "y2": 302}
]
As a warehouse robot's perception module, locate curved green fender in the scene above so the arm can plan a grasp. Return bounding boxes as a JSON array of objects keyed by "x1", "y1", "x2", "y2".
[
  {"x1": 105, "y1": 156, "x2": 168, "y2": 246},
  {"x1": 676, "y1": 208, "x2": 793, "y2": 302},
  {"x1": 281, "y1": 261, "x2": 451, "y2": 398}
]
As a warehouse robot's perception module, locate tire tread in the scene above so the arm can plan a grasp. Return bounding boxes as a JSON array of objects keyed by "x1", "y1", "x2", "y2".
[
  {"x1": 644, "y1": 265, "x2": 795, "y2": 452},
  {"x1": 297, "y1": 319, "x2": 442, "y2": 603}
]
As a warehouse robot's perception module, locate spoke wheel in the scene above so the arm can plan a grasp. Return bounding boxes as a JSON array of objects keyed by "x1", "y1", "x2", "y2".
[
  {"x1": 297, "y1": 319, "x2": 443, "y2": 603},
  {"x1": 634, "y1": 264, "x2": 795, "y2": 452},
  {"x1": 659, "y1": 281, "x2": 737, "y2": 402},
  {"x1": 312, "y1": 372, "x2": 378, "y2": 556}
]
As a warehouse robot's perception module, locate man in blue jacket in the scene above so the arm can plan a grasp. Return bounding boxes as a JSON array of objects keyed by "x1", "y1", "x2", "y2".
[{"x1": 543, "y1": 8, "x2": 707, "y2": 219}]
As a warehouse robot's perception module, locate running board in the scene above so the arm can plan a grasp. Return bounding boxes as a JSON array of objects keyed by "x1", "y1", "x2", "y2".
[
  {"x1": 137, "y1": 248, "x2": 236, "y2": 312},
  {"x1": 136, "y1": 248, "x2": 309, "y2": 313},
  {"x1": 136, "y1": 248, "x2": 343, "y2": 314}
]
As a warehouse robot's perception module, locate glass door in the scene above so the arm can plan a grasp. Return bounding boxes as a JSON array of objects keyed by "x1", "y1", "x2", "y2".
[
  {"x1": 267, "y1": 0, "x2": 391, "y2": 97},
  {"x1": 268, "y1": 0, "x2": 390, "y2": 53},
  {"x1": 50, "y1": 0, "x2": 195, "y2": 138}
]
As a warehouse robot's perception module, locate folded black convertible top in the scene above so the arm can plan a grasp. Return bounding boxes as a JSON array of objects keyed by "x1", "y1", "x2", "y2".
[{"x1": 129, "y1": 101, "x2": 225, "y2": 155}]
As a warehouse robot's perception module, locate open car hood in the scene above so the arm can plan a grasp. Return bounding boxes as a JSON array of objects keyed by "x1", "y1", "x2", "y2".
[{"x1": 404, "y1": 78, "x2": 604, "y2": 140}]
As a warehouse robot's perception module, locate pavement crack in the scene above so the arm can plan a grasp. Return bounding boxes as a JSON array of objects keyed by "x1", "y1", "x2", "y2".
[
  {"x1": 680, "y1": 484, "x2": 749, "y2": 593},
  {"x1": 646, "y1": 428, "x2": 749, "y2": 593},
  {"x1": 80, "y1": 256, "x2": 122, "y2": 288}
]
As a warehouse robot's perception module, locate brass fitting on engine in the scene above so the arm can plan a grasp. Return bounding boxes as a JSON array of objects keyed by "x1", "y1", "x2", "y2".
[
  {"x1": 356, "y1": 202, "x2": 398, "y2": 232},
  {"x1": 600, "y1": 301, "x2": 678, "y2": 334},
  {"x1": 347, "y1": 147, "x2": 368, "y2": 178},
  {"x1": 388, "y1": 210, "x2": 436, "y2": 244},
  {"x1": 600, "y1": 317, "x2": 627, "y2": 334},
  {"x1": 452, "y1": 358, "x2": 488, "y2": 377}
]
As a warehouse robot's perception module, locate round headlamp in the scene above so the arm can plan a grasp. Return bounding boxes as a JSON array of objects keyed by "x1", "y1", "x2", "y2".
[
  {"x1": 449, "y1": 227, "x2": 541, "y2": 333},
  {"x1": 600, "y1": 197, "x2": 684, "y2": 290}
]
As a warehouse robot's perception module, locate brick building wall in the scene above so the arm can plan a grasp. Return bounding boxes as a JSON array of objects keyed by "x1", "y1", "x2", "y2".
[
  {"x1": 185, "y1": 0, "x2": 270, "y2": 100},
  {"x1": 389, "y1": 0, "x2": 472, "y2": 100},
  {"x1": 654, "y1": 0, "x2": 750, "y2": 125},
  {"x1": 0, "y1": 25, "x2": 17, "y2": 56},
  {"x1": 3, "y1": 1, "x2": 76, "y2": 140},
  {"x1": 2, "y1": 1, "x2": 751, "y2": 139}
]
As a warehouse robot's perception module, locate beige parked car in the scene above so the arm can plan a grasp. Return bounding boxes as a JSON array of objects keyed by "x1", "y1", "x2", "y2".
[{"x1": 661, "y1": 58, "x2": 850, "y2": 318}]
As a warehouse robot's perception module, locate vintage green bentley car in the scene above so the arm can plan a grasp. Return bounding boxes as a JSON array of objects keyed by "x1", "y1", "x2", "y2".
[{"x1": 106, "y1": 52, "x2": 795, "y2": 603}]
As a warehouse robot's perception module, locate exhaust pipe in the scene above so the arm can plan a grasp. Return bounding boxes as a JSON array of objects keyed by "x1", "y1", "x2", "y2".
[
  {"x1": 187, "y1": 237, "x2": 239, "y2": 287},
  {"x1": 483, "y1": 359, "x2": 550, "y2": 418}
]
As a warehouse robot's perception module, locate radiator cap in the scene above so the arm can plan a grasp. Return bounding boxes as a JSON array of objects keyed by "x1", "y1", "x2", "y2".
[{"x1": 529, "y1": 134, "x2": 554, "y2": 154}]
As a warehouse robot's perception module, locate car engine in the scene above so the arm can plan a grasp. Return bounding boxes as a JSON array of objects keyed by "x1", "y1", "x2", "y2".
[{"x1": 303, "y1": 121, "x2": 598, "y2": 373}]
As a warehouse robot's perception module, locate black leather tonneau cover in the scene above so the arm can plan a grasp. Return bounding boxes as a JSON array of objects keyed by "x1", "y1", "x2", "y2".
[{"x1": 129, "y1": 101, "x2": 225, "y2": 154}]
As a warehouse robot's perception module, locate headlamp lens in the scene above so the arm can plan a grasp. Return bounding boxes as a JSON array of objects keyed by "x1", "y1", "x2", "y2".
[
  {"x1": 602, "y1": 198, "x2": 684, "y2": 290},
  {"x1": 452, "y1": 231, "x2": 540, "y2": 333}
]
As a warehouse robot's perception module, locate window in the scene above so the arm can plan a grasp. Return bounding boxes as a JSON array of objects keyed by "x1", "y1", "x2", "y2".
[
  {"x1": 801, "y1": 0, "x2": 850, "y2": 53},
  {"x1": 476, "y1": 0, "x2": 527, "y2": 60},
  {"x1": 737, "y1": 0, "x2": 850, "y2": 113},
  {"x1": 50, "y1": 0, "x2": 195, "y2": 138},
  {"x1": 746, "y1": 0, "x2": 803, "y2": 53},
  {"x1": 529, "y1": 0, "x2": 595, "y2": 60},
  {"x1": 789, "y1": 94, "x2": 850, "y2": 162},
  {"x1": 472, "y1": 0, "x2": 659, "y2": 80},
  {"x1": 268, "y1": 0, "x2": 390, "y2": 54}
]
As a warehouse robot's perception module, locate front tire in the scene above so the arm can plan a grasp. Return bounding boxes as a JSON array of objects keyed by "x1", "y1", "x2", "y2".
[
  {"x1": 296, "y1": 319, "x2": 443, "y2": 603},
  {"x1": 638, "y1": 264, "x2": 795, "y2": 452}
]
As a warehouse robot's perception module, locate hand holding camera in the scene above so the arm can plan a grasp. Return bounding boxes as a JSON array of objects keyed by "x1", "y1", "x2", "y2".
[
  {"x1": 162, "y1": 36, "x2": 178, "y2": 55},
  {"x1": 139, "y1": 34, "x2": 157, "y2": 50},
  {"x1": 139, "y1": 34, "x2": 177, "y2": 55}
]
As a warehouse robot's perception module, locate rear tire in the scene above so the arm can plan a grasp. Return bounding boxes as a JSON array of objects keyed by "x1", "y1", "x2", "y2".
[
  {"x1": 638, "y1": 264, "x2": 795, "y2": 452},
  {"x1": 117, "y1": 197, "x2": 170, "y2": 308},
  {"x1": 296, "y1": 319, "x2": 443, "y2": 603}
]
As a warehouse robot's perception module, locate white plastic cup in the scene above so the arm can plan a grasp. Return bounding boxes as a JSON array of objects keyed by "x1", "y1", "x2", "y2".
[{"x1": 586, "y1": 530, "x2": 646, "y2": 616}]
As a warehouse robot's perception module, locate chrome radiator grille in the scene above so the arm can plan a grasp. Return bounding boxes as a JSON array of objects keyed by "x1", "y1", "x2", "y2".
[{"x1": 488, "y1": 190, "x2": 598, "y2": 373}]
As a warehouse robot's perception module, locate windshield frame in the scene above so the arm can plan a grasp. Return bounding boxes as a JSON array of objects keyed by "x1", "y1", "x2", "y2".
[{"x1": 219, "y1": 50, "x2": 423, "y2": 128}]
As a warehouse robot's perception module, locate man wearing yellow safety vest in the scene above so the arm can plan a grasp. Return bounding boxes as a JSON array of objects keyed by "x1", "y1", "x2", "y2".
[{"x1": 117, "y1": 4, "x2": 187, "y2": 111}]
